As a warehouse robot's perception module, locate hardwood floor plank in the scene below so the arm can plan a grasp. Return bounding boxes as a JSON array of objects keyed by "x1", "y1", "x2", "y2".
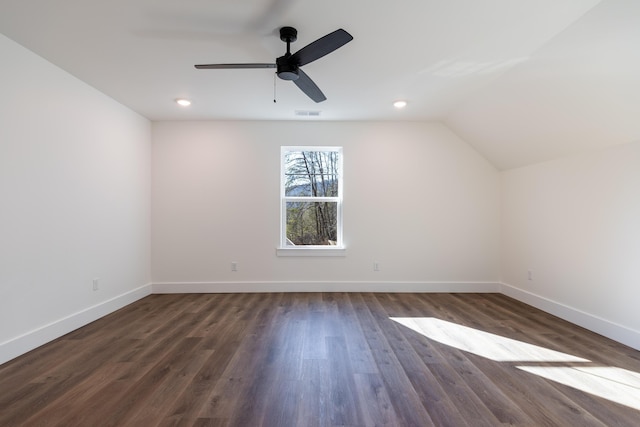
[
  {"x1": 462, "y1": 294, "x2": 640, "y2": 426},
  {"x1": 297, "y1": 359, "x2": 331, "y2": 427},
  {"x1": 351, "y1": 293, "x2": 437, "y2": 427},
  {"x1": 57, "y1": 296, "x2": 220, "y2": 426},
  {"x1": 2, "y1": 292, "x2": 640, "y2": 426},
  {"x1": 261, "y1": 378, "x2": 303, "y2": 427},
  {"x1": 337, "y1": 294, "x2": 379, "y2": 374},
  {"x1": 227, "y1": 293, "x2": 310, "y2": 426},
  {"x1": 325, "y1": 336, "x2": 365, "y2": 426},
  {"x1": 20, "y1": 360, "x2": 133, "y2": 427},
  {"x1": 190, "y1": 418, "x2": 229, "y2": 427},
  {"x1": 301, "y1": 308, "x2": 329, "y2": 360},
  {"x1": 353, "y1": 373, "x2": 401, "y2": 427},
  {"x1": 0, "y1": 296, "x2": 167, "y2": 395},
  {"x1": 402, "y1": 294, "x2": 538, "y2": 426},
  {"x1": 370, "y1": 293, "x2": 503, "y2": 427},
  {"x1": 62, "y1": 335, "x2": 204, "y2": 426},
  {"x1": 414, "y1": 295, "x2": 609, "y2": 426},
  {"x1": 124, "y1": 346, "x2": 215, "y2": 426},
  {"x1": 166, "y1": 293, "x2": 280, "y2": 425},
  {"x1": 377, "y1": 295, "x2": 492, "y2": 427},
  {"x1": 0, "y1": 335, "x2": 140, "y2": 426}
]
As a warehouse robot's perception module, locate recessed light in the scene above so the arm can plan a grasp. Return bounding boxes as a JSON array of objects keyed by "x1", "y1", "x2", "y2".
[
  {"x1": 393, "y1": 100, "x2": 407, "y2": 109},
  {"x1": 176, "y1": 98, "x2": 191, "y2": 107}
]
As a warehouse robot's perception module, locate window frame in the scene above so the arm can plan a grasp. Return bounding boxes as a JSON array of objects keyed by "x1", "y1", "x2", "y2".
[{"x1": 277, "y1": 146, "x2": 345, "y2": 257}]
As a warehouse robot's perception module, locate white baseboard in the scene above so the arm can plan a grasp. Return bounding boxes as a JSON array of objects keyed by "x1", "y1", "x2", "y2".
[
  {"x1": 0, "y1": 284, "x2": 152, "y2": 365},
  {"x1": 500, "y1": 282, "x2": 640, "y2": 351},
  {"x1": 6, "y1": 281, "x2": 637, "y2": 365},
  {"x1": 152, "y1": 281, "x2": 502, "y2": 294}
]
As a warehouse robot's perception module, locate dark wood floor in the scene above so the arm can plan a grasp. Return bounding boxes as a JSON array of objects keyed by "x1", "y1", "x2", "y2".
[{"x1": 1, "y1": 293, "x2": 640, "y2": 426}]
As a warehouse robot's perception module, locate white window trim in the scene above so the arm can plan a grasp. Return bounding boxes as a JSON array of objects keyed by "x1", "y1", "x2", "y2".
[
  {"x1": 278, "y1": 146, "x2": 345, "y2": 256},
  {"x1": 276, "y1": 247, "x2": 346, "y2": 257}
]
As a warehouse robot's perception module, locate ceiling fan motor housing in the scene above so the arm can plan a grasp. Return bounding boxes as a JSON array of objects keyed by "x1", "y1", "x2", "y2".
[{"x1": 276, "y1": 55, "x2": 299, "y2": 80}]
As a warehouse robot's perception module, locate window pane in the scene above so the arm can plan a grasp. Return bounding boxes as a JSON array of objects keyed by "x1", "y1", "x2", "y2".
[
  {"x1": 285, "y1": 174, "x2": 338, "y2": 197},
  {"x1": 285, "y1": 201, "x2": 338, "y2": 246},
  {"x1": 284, "y1": 151, "x2": 340, "y2": 197}
]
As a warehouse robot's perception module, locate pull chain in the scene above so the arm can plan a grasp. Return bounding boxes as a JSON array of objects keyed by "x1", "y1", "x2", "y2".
[{"x1": 273, "y1": 72, "x2": 277, "y2": 103}]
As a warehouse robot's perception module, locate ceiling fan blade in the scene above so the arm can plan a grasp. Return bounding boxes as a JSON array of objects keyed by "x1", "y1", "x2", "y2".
[
  {"x1": 195, "y1": 63, "x2": 276, "y2": 69},
  {"x1": 293, "y1": 69, "x2": 326, "y2": 103},
  {"x1": 290, "y1": 29, "x2": 353, "y2": 67}
]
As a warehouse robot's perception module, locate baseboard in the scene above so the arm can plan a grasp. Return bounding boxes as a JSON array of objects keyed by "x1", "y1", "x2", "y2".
[
  {"x1": 7, "y1": 281, "x2": 636, "y2": 365},
  {"x1": 500, "y1": 282, "x2": 640, "y2": 351},
  {"x1": 0, "y1": 284, "x2": 153, "y2": 365},
  {"x1": 152, "y1": 281, "x2": 502, "y2": 294}
]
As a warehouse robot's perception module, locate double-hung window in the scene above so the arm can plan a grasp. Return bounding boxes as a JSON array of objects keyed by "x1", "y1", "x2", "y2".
[{"x1": 278, "y1": 146, "x2": 344, "y2": 256}]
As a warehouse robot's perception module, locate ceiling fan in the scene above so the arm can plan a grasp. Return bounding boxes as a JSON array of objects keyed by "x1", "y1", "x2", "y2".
[{"x1": 195, "y1": 27, "x2": 353, "y2": 103}]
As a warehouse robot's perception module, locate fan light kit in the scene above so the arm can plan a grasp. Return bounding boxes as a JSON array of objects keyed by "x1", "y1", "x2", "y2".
[
  {"x1": 195, "y1": 27, "x2": 353, "y2": 103},
  {"x1": 176, "y1": 99, "x2": 191, "y2": 106},
  {"x1": 393, "y1": 100, "x2": 407, "y2": 109}
]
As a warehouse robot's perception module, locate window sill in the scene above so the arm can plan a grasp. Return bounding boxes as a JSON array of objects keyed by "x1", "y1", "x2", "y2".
[{"x1": 276, "y1": 247, "x2": 346, "y2": 257}]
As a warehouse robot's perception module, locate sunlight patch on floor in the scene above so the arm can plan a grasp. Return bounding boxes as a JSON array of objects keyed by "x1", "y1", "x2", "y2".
[
  {"x1": 391, "y1": 317, "x2": 640, "y2": 411},
  {"x1": 390, "y1": 317, "x2": 588, "y2": 362},
  {"x1": 517, "y1": 366, "x2": 640, "y2": 410}
]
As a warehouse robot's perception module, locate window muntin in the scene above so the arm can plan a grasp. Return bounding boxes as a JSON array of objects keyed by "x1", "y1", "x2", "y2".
[{"x1": 281, "y1": 147, "x2": 343, "y2": 248}]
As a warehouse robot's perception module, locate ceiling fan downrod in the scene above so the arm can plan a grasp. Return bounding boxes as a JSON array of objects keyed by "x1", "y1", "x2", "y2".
[{"x1": 277, "y1": 26, "x2": 299, "y2": 81}]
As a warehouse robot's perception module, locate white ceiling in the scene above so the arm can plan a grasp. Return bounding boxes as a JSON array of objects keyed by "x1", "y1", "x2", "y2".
[{"x1": 1, "y1": 0, "x2": 639, "y2": 169}]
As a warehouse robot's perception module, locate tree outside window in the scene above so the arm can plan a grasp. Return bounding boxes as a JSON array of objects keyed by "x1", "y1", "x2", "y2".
[{"x1": 281, "y1": 147, "x2": 343, "y2": 248}]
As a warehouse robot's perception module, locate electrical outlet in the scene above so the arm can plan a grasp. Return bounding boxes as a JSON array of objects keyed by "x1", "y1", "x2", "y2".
[
  {"x1": 231, "y1": 262, "x2": 238, "y2": 272},
  {"x1": 92, "y1": 278, "x2": 99, "y2": 291},
  {"x1": 527, "y1": 270, "x2": 533, "y2": 281},
  {"x1": 373, "y1": 262, "x2": 380, "y2": 272}
]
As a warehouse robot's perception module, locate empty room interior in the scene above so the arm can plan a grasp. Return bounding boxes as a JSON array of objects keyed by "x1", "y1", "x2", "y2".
[{"x1": 1, "y1": 0, "x2": 639, "y2": 426}]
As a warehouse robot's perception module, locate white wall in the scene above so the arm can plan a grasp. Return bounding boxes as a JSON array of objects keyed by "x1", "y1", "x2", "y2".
[
  {"x1": 0, "y1": 34, "x2": 152, "y2": 364},
  {"x1": 501, "y1": 140, "x2": 640, "y2": 348},
  {"x1": 151, "y1": 121, "x2": 501, "y2": 292}
]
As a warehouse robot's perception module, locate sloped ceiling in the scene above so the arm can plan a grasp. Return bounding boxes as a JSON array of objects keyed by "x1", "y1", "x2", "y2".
[
  {"x1": 446, "y1": 0, "x2": 640, "y2": 169},
  {"x1": 1, "y1": 0, "x2": 638, "y2": 169}
]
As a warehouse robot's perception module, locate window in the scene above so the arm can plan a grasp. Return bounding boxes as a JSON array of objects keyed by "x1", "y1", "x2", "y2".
[{"x1": 278, "y1": 146, "x2": 344, "y2": 256}]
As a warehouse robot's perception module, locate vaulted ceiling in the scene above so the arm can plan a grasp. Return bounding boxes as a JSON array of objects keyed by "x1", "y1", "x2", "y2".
[{"x1": 1, "y1": 0, "x2": 639, "y2": 169}]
